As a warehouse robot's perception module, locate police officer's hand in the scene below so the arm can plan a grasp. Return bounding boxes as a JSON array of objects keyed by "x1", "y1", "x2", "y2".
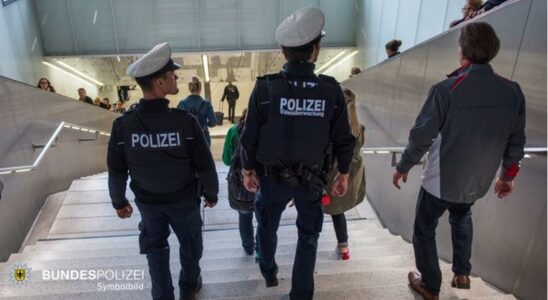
[
  {"x1": 243, "y1": 169, "x2": 260, "y2": 193},
  {"x1": 331, "y1": 173, "x2": 349, "y2": 197},
  {"x1": 494, "y1": 178, "x2": 514, "y2": 198},
  {"x1": 116, "y1": 203, "x2": 133, "y2": 219},
  {"x1": 204, "y1": 199, "x2": 217, "y2": 208},
  {"x1": 393, "y1": 171, "x2": 408, "y2": 189}
]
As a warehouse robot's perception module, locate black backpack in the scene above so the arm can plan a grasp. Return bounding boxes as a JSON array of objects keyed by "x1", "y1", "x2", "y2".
[{"x1": 226, "y1": 126, "x2": 255, "y2": 212}]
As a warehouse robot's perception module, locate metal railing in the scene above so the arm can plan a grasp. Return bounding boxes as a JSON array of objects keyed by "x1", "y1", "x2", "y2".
[
  {"x1": 0, "y1": 122, "x2": 111, "y2": 175},
  {"x1": 362, "y1": 147, "x2": 547, "y2": 167}
]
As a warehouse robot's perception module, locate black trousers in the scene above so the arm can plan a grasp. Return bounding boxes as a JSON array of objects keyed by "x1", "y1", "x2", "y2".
[
  {"x1": 227, "y1": 99, "x2": 236, "y2": 123},
  {"x1": 413, "y1": 187, "x2": 473, "y2": 294},
  {"x1": 331, "y1": 213, "x2": 348, "y2": 244},
  {"x1": 255, "y1": 176, "x2": 323, "y2": 300},
  {"x1": 136, "y1": 199, "x2": 203, "y2": 300}
]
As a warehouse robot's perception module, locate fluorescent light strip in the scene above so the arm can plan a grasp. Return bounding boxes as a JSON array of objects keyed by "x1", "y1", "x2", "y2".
[
  {"x1": 15, "y1": 169, "x2": 32, "y2": 173},
  {"x1": 202, "y1": 54, "x2": 210, "y2": 82},
  {"x1": 116, "y1": 56, "x2": 121, "y2": 62},
  {"x1": 42, "y1": 62, "x2": 99, "y2": 87},
  {"x1": 315, "y1": 50, "x2": 348, "y2": 74},
  {"x1": 323, "y1": 50, "x2": 359, "y2": 74},
  {"x1": 0, "y1": 171, "x2": 12, "y2": 175},
  {"x1": 56, "y1": 60, "x2": 105, "y2": 86},
  {"x1": 93, "y1": 10, "x2": 98, "y2": 24}
]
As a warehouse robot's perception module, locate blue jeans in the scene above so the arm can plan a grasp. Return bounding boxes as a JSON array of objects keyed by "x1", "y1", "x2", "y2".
[
  {"x1": 238, "y1": 211, "x2": 255, "y2": 250},
  {"x1": 413, "y1": 187, "x2": 473, "y2": 294},
  {"x1": 135, "y1": 199, "x2": 203, "y2": 300},
  {"x1": 255, "y1": 176, "x2": 323, "y2": 300}
]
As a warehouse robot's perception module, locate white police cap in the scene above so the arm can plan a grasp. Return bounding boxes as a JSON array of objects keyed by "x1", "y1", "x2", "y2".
[
  {"x1": 126, "y1": 42, "x2": 181, "y2": 78},
  {"x1": 275, "y1": 6, "x2": 326, "y2": 47}
]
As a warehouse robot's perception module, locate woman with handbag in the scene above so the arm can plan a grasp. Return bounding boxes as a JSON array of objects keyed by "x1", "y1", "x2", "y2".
[
  {"x1": 222, "y1": 109, "x2": 260, "y2": 260},
  {"x1": 324, "y1": 88, "x2": 366, "y2": 260}
]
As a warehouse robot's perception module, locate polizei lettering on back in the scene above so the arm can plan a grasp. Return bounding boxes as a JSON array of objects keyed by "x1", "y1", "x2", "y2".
[
  {"x1": 280, "y1": 97, "x2": 326, "y2": 117},
  {"x1": 131, "y1": 132, "x2": 182, "y2": 149}
]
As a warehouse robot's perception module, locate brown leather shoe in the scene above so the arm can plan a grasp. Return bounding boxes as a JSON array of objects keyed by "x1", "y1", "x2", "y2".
[
  {"x1": 451, "y1": 274, "x2": 471, "y2": 289},
  {"x1": 408, "y1": 271, "x2": 439, "y2": 300}
]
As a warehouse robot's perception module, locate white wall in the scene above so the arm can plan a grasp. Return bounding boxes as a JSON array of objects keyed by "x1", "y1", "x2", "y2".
[
  {"x1": 0, "y1": 0, "x2": 110, "y2": 102},
  {"x1": 355, "y1": 0, "x2": 463, "y2": 69},
  {"x1": 124, "y1": 80, "x2": 255, "y2": 117}
]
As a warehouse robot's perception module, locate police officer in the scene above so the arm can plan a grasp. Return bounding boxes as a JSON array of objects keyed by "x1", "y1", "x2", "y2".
[
  {"x1": 240, "y1": 7, "x2": 356, "y2": 300},
  {"x1": 107, "y1": 42, "x2": 219, "y2": 300}
]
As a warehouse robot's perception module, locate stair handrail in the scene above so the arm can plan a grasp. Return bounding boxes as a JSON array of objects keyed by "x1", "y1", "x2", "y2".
[
  {"x1": 362, "y1": 147, "x2": 547, "y2": 167},
  {"x1": 0, "y1": 122, "x2": 111, "y2": 175}
]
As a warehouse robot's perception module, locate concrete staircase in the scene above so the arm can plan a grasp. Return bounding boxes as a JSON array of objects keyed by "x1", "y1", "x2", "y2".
[{"x1": 0, "y1": 164, "x2": 516, "y2": 299}]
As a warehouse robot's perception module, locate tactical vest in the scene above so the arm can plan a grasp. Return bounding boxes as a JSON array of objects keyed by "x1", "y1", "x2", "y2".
[
  {"x1": 255, "y1": 73, "x2": 340, "y2": 168},
  {"x1": 115, "y1": 109, "x2": 197, "y2": 201}
]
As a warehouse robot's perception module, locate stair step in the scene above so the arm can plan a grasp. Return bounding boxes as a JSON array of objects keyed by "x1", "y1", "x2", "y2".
[
  {"x1": 22, "y1": 234, "x2": 402, "y2": 253},
  {"x1": 46, "y1": 214, "x2": 373, "y2": 238},
  {"x1": 10, "y1": 239, "x2": 413, "y2": 262},
  {"x1": 0, "y1": 267, "x2": 500, "y2": 298}
]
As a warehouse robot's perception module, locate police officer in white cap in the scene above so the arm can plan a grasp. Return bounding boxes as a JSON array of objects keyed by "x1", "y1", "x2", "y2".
[
  {"x1": 240, "y1": 7, "x2": 355, "y2": 300},
  {"x1": 107, "y1": 42, "x2": 218, "y2": 300}
]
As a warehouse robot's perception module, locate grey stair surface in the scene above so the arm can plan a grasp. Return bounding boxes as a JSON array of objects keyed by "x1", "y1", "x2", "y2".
[{"x1": 0, "y1": 165, "x2": 516, "y2": 299}]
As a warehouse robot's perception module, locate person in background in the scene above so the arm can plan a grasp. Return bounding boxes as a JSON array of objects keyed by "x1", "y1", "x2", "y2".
[
  {"x1": 78, "y1": 88, "x2": 93, "y2": 104},
  {"x1": 385, "y1": 39, "x2": 402, "y2": 58},
  {"x1": 470, "y1": 0, "x2": 508, "y2": 17},
  {"x1": 221, "y1": 81, "x2": 240, "y2": 124},
  {"x1": 450, "y1": 0, "x2": 483, "y2": 28},
  {"x1": 323, "y1": 88, "x2": 366, "y2": 261},
  {"x1": 113, "y1": 100, "x2": 126, "y2": 113},
  {"x1": 101, "y1": 97, "x2": 112, "y2": 110},
  {"x1": 93, "y1": 97, "x2": 101, "y2": 106},
  {"x1": 393, "y1": 22, "x2": 525, "y2": 300},
  {"x1": 349, "y1": 67, "x2": 362, "y2": 78},
  {"x1": 222, "y1": 109, "x2": 260, "y2": 261},
  {"x1": 177, "y1": 76, "x2": 217, "y2": 148},
  {"x1": 37, "y1": 77, "x2": 55, "y2": 93}
]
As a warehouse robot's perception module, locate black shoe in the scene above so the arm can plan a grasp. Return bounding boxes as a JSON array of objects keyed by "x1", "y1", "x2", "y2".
[
  {"x1": 265, "y1": 276, "x2": 278, "y2": 287},
  {"x1": 262, "y1": 267, "x2": 278, "y2": 288},
  {"x1": 181, "y1": 275, "x2": 202, "y2": 300},
  {"x1": 243, "y1": 246, "x2": 254, "y2": 256}
]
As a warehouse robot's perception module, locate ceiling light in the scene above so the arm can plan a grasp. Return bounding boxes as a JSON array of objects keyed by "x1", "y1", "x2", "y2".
[
  {"x1": 323, "y1": 50, "x2": 359, "y2": 74},
  {"x1": 116, "y1": 56, "x2": 121, "y2": 62},
  {"x1": 56, "y1": 60, "x2": 105, "y2": 86},
  {"x1": 202, "y1": 54, "x2": 210, "y2": 82},
  {"x1": 315, "y1": 50, "x2": 348, "y2": 74},
  {"x1": 93, "y1": 10, "x2": 98, "y2": 24},
  {"x1": 42, "y1": 61, "x2": 100, "y2": 87}
]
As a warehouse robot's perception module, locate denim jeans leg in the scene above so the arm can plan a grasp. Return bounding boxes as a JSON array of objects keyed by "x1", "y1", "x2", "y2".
[
  {"x1": 331, "y1": 213, "x2": 348, "y2": 244},
  {"x1": 412, "y1": 188, "x2": 448, "y2": 294},
  {"x1": 239, "y1": 211, "x2": 255, "y2": 250},
  {"x1": 448, "y1": 203, "x2": 473, "y2": 275}
]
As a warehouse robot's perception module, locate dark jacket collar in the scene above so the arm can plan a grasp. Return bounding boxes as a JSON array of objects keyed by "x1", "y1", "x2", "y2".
[
  {"x1": 138, "y1": 98, "x2": 170, "y2": 115},
  {"x1": 447, "y1": 63, "x2": 494, "y2": 78},
  {"x1": 283, "y1": 63, "x2": 316, "y2": 77}
]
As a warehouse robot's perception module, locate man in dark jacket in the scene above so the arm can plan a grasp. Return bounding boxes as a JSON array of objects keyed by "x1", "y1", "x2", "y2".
[
  {"x1": 77, "y1": 88, "x2": 93, "y2": 105},
  {"x1": 240, "y1": 7, "x2": 355, "y2": 300},
  {"x1": 107, "y1": 42, "x2": 218, "y2": 300},
  {"x1": 221, "y1": 81, "x2": 240, "y2": 123},
  {"x1": 393, "y1": 22, "x2": 526, "y2": 300}
]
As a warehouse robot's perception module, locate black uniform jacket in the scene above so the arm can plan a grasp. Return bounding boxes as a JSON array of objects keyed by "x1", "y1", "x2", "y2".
[
  {"x1": 107, "y1": 98, "x2": 219, "y2": 209},
  {"x1": 240, "y1": 62, "x2": 355, "y2": 174}
]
